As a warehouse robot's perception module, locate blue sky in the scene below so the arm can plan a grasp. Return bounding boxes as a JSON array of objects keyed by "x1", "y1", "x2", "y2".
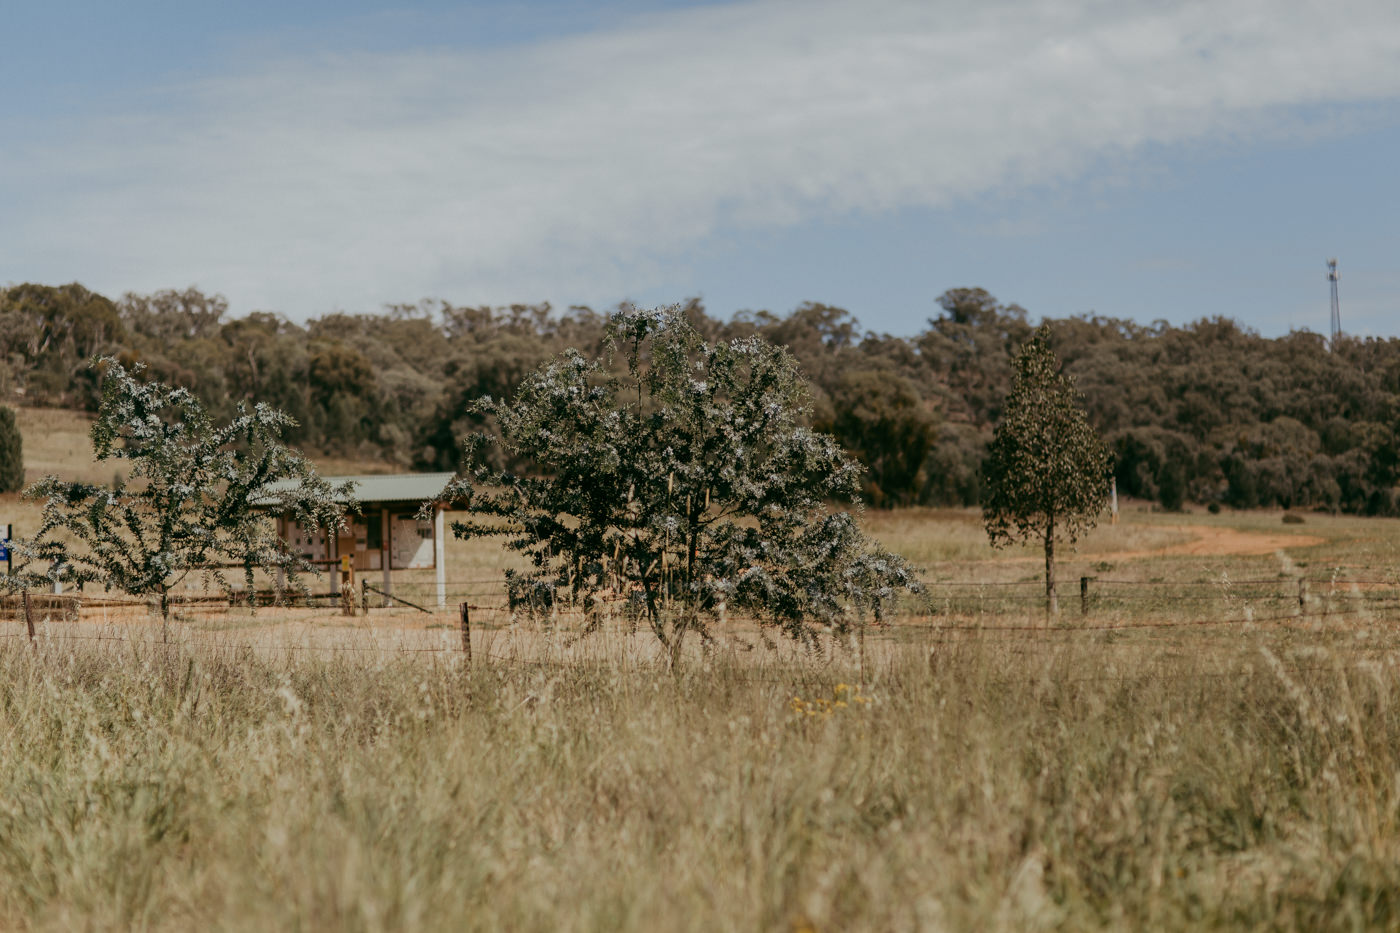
[{"x1": 4, "y1": 0, "x2": 1398, "y2": 338}]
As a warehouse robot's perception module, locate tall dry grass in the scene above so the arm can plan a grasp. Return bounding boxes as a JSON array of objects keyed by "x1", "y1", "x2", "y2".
[
  {"x1": 3, "y1": 623, "x2": 1400, "y2": 931},
  {"x1": 9, "y1": 407, "x2": 1400, "y2": 929}
]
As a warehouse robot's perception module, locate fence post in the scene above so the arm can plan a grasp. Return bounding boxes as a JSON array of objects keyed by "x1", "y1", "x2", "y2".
[
  {"x1": 459, "y1": 602, "x2": 472, "y2": 663},
  {"x1": 23, "y1": 590, "x2": 35, "y2": 647},
  {"x1": 1298, "y1": 578, "x2": 1307, "y2": 613},
  {"x1": 360, "y1": 579, "x2": 369, "y2": 616},
  {"x1": 1080, "y1": 576, "x2": 1090, "y2": 617},
  {"x1": 339, "y1": 556, "x2": 354, "y2": 617}
]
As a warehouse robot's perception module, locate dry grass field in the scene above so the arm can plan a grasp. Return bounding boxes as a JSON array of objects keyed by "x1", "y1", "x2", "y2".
[{"x1": 6, "y1": 407, "x2": 1400, "y2": 930}]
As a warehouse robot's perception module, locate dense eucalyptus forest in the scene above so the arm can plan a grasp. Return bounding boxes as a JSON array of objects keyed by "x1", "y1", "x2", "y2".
[{"x1": 3, "y1": 281, "x2": 1398, "y2": 514}]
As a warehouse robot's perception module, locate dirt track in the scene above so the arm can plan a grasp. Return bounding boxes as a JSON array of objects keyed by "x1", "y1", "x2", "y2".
[
  {"x1": 988, "y1": 522, "x2": 1328, "y2": 566},
  {"x1": 1081, "y1": 523, "x2": 1326, "y2": 562}
]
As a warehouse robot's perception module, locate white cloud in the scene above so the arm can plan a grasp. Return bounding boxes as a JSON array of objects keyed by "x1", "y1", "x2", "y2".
[{"x1": 6, "y1": 0, "x2": 1400, "y2": 316}]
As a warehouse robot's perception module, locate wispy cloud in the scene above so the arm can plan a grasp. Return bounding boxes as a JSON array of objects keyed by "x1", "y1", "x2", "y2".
[{"x1": 6, "y1": 0, "x2": 1400, "y2": 316}]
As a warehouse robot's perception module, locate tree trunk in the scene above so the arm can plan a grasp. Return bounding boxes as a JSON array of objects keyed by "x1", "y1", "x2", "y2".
[
  {"x1": 1044, "y1": 519, "x2": 1058, "y2": 617},
  {"x1": 160, "y1": 590, "x2": 170, "y2": 643}
]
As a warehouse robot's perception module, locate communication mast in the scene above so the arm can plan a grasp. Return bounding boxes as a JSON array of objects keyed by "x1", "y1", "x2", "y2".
[{"x1": 1327, "y1": 258, "x2": 1341, "y2": 348}]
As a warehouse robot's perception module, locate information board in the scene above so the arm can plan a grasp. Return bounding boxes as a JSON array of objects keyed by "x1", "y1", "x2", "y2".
[
  {"x1": 284, "y1": 520, "x2": 329, "y2": 563},
  {"x1": 390, "y1": 514, "x2": 435, "y2": 570}
]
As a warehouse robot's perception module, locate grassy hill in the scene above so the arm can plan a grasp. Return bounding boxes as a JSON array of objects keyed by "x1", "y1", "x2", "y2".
[
  {"x1": 1, "y1": 406, "x2": 399, "y2": 538},
  {"x1": 11, "y1": 406, "x2": 398, "y2": 488}
]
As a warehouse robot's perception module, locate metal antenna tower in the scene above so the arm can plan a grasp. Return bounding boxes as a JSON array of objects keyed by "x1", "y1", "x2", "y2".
[{"x1": 1327, "y1": 258, "x2": 1341, "y2": 347}]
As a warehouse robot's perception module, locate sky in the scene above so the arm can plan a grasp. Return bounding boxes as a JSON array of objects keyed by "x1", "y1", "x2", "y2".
[{"x1": 3, "y1": 0, "x2": 1399, "y2": 338}]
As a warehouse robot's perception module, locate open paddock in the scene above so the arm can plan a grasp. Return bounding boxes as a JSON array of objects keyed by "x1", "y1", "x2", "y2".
[
  {"x1": 7, "y1": 493, "x2": 1400, "y2": 929},
  {"x1": 6, "y1": 600, "x2": 1400, "y2": 930}
]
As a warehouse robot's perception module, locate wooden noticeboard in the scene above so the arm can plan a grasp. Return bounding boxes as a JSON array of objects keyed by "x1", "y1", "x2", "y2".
[
  {"x1": 283, "y1": 520, "x2": 329, "y2": 564},
  {"x1": 390, "y1": 514, "x2": 436, "y2": 570}
]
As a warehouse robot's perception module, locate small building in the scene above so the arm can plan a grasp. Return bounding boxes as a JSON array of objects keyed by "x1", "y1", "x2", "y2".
[{"x1": 268, "y1": 472, "x2": 457, "y2": 608}]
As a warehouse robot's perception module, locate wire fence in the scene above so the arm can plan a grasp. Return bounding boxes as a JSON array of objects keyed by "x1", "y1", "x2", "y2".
[
  {"x1": 9, "y1": 571, "x2": 1400, "y2": 616},
  {"x1": 7, "y1": 570, "x2": 1400, "y2": 656},
  {"x1": 918, "y1": 573, "x2": 1400, "y2": 619},
  {"x1": 4, "y1": 624, "x2": 1400, "y2": 696}
]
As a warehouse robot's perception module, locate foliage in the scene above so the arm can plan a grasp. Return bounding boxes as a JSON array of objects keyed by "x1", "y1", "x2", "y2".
[
  {"x1": 983, "y1": 324, "x2": 1111, "y2": 612},
  {"x1": 5, "y1": 279, "x2": 1400, "y2": 514},
  {"x1": 0, "y1": 404, "x2": 22, "y2": 493},
  {"x1": 0, "y1": 282, "x2": 124, "y2": 408},
  {"x1": 818, "y1": 367, "x2": 937, "y2": 508},
  {"x1": 119, "y1": 287, "x2": 227, "y2": 343},
  {"x1": 13, "y1": 360, "x2": 349, "y2": 619},
  {"x1": 441, "y1": 308, "x2": 918, "y2": 658}
]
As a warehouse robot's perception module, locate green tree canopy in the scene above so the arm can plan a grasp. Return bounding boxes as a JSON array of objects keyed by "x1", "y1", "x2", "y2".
[
  {"x1": 7, "y1": 279, "x2": 1400, "y2": 516},
  {"x1": 440, "y1": 308, "x2": 918, "y2": 665},
  {"x1": 14, "y1": 360, "x2": 350, "y2": 627},
  {"x1": 820, "y1": 367, "x2": 937, "y2": 508},
  {"x1": 983, "y1": 325, "x2": 1111, "y2": 614},
  {"x1": 0, "y1": 404, "x2": 22, "y2": 493}
]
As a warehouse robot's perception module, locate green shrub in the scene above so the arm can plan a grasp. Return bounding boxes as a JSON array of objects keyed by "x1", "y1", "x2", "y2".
[
  {"x1": 443, "y1": 308, "x2": 919, "y2": 661},
  {"x1": 0, "y1": 405, "x2": 22, "y2": 493}
]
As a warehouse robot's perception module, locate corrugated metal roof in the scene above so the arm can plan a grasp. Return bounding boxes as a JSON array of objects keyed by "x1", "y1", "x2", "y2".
[{"x1": 260, "y1": 472, "x2": 457, "y2": 507}]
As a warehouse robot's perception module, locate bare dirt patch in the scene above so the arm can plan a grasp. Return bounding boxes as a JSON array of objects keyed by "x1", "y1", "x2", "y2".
[
  {"x1": 983, "y1": 522, "x2": 1327, "y2": 567},
  {"x1": 1081, "y1": 523, "x2": 1327, "y2": 562}
]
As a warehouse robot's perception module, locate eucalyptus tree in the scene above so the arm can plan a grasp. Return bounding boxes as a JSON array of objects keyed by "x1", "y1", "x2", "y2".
[
  {"x1": 16, "y1": 359, "x2": 349, "y2": 629},
  {"x1": 439, "y1": 307, "x2": 918, "y2": 666},
  {"x1": 821, "y1": 367, "x2": 938, "y2": 508},
  {"x1": 983, "y1": 324, "x2": 1111, "y2": 615}
]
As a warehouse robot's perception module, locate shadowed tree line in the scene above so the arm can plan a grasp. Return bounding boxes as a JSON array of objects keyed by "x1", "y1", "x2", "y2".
[{"x1": 3, "y1": 281, "x2": 1398, "y2": 514}]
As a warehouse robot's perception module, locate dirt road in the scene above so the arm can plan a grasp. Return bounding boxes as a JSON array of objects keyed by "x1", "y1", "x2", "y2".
[{"x1": 1081, "y1": 523, "x2": 1326, "y2": 562}]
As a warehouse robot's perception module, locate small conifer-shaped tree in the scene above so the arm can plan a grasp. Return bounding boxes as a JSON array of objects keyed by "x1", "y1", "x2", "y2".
[
  {"x1": 983, "y1": 324, "x2": 1111, "y2": 615},
  {"x1": 0, "y1": 405, "x2": 21, "y2": 493}
]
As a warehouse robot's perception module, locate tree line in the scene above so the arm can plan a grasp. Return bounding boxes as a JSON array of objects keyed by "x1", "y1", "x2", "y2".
[{"x1": 3, "y1": 281, "x2": 1398, "y2": 514}]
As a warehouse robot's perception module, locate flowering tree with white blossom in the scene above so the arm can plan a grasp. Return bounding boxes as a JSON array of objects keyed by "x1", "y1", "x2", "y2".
[
  {"x1": 440, "y1": 307, "x2": 918, "y2": 664},
  {"x1": 17, "y1": 359, "x2": 349, "y2": 627}
]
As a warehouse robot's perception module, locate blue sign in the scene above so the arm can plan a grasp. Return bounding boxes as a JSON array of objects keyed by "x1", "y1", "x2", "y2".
[{"x1": 0, "y1": 524, "x2": 10, "y2": 562}]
